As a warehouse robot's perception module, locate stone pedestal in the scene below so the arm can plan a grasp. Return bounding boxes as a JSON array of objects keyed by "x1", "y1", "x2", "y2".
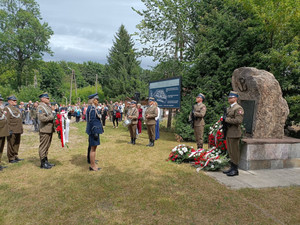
[{"x1": 239, "y1": 138, "x2": 300, "y2": 170}]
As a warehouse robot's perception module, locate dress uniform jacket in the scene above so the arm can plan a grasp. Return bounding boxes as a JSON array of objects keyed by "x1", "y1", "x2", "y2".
[
  {"x1": 128, "y1": 107, "x2": 138, "y2": 124},
  {"x1": 0, "y1": 108, "x2": 9, "y2": 137},
  {"x1": 86, "y1": 105, "x2": 104, "y2": 135},
  {"x1": 191, "y1": 103, "x2": 206, "y2": 126},
  {"x1": 145, "y1": 105, "x2": 158, "y2": 125},
  {"x1": 38, "y1": 103, "x2": 54, "y2": 133},
  {"x1": 4, "y1": 105, "x2": 23, "y2": 134},
  {"x1": 225, "y1": 103, "x2": 244, "y2": 138}
]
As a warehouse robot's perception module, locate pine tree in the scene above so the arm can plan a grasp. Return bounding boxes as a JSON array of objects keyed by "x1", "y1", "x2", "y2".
[{"x1": 104, "y1": 25, "x2": 143, "y2": 99}]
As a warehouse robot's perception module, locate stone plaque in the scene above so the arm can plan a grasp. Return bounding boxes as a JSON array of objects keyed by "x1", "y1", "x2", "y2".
[{"x1": 240, "y1": 100, "x2": 255, "y2": 134}]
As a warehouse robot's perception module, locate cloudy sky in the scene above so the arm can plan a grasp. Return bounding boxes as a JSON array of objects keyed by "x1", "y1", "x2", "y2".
[{"x1": 37, "y1": 0, "x2": 155, "y2": 68}]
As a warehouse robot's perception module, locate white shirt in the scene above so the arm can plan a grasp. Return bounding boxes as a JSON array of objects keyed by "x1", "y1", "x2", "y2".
[
  {"x1": 155, "y1": 107, "x2": 160, "y2": 121},
  {"x1": 230, "y1": 102, "x2": 237, "y2": 108}
]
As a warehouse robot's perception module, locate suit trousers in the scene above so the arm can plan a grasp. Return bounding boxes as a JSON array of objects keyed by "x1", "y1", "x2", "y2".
[
  {"x1": 194, "y1": 125, "x2": 204, "y2": 148},
  {"x1": 39, "y1": 133, "x2": 53, "y2": 160},
  {"x1": 146, "y1": 124, "x2": 155, "y2": 140},
  {"x1": 0, "y1": 137, "x2": 5, "y2": 163},
  {"x1": 226, "y1": 137, "x2": 240, "y2": 165},
  {"x1": 128, "y1": 124, "x2": 137, "y2": 139},
  {"x1": 7, "y1": 133, "x2": 21, "y2": 161}
]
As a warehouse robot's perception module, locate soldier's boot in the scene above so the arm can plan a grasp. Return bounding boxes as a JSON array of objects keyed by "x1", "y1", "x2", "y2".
[
  {"x1": 40, "y1": 158, "x2": 52, "y2": 169},
  {"x1": 223, "y1": 162, "x2": 234, "y2": 174},
  {"x1": 128, "y1": 138, "x2": 133, "y2": 144},
  {"x1": 146, "y1": 140, "x2": 152, "y2": 147},
  {"x1": 227, "y1": 163, "x2": 239, "y2": 176},
  {"x1": 149, "y1": 140, "x2": 154, "y2": 147},
  {"x1": 45, "y1": 157, "x2": 55, "y2": 167},
  {"x1": 132, "y1": 138, "x2": 136, "y2": 145}
]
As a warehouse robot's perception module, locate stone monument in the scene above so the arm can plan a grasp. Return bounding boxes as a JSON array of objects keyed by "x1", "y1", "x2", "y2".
[{"x1": 231, "y1": 67, "x2": 300, "y2": 170}]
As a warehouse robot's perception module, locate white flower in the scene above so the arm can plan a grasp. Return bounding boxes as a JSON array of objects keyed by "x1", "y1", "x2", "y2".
[
  {"x1": 183, "y1": 147, "x2": 187, "y2": 153},
  {"x1": 172, "y1": 148, "x2": 177, "y2": 152},
  {"x1": 179, "y1": 150, "x2": 183, "y2": 155},
  {"x1": 211, "y1": 165, "x2": 215, "y2": 168}
]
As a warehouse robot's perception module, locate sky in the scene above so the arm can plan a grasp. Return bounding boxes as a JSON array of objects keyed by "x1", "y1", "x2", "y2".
[{"x1": 37, "y1": 0, "x2": 155, "y2": 68}]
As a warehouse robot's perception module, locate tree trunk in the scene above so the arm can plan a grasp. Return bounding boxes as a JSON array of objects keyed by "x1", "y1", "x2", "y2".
[{"x1": 167, "y1": 108, "x2": 172, "y2": 129}]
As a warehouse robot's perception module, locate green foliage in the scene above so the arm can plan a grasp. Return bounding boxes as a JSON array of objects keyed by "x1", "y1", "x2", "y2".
[
  {"x1": 16, "y1": 85, "x2": 42, "y2": 102},
  {"x1": 0, "y1": 0, "x2": 53, "y2": 89},
  {"x1": 70, "y1": 85, "x2": 104, "y2": 104},
  {"x1": 0, "y1": 85, "x2": 16, "y2": 100},
  {"x1": 104, "y1": 25, "x2": 145, "y2": 100},
  {"x1": 285, "y1": 95, "x2": 300, "y2": 125},
  {"x1": 39, "y1": 61, "x2": 64, "y2": 102}
]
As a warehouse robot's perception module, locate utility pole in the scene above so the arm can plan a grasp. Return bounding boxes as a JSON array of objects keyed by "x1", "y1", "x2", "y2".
[
  {"x1": 69, "y1": 70, "x2": 73, "y2": 105},
  {"x1": 95, "y1": 74, "x2": 98, "y2": 92},
  {"x1": 68, "y1": 67, "x2": 77, "y2": 105},
  {"x1": 34, "y1": 70, "x2": 38, "y2": 88}
]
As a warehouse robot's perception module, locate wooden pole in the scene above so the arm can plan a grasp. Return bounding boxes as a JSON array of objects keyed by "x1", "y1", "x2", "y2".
[
  {"x1": 69, "y1": 70, "x2": 73, "y2": 105},
  {"x1": 96, "y1": 74, "x2": 98, "y2": 92}
]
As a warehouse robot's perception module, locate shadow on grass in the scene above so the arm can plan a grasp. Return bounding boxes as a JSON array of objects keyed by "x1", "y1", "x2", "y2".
[
  {"x1": 70, "y1": 154, "x2": 89, "y2": 169},
  {"x1": 26, "y1": 156, "x2": 63, "y2": 168}
]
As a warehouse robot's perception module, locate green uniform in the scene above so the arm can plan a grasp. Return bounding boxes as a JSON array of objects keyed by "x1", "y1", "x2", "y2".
[
  {"x1": 4, "y1": 105, "x2": 23, "y2": 161},
  {"x1": 37, "y1": 103, "x2": 54, "y2": 160},
  {"x1": 127, "y1": 107, "x2": 138, "y2": 139},
  {"x1": 0, "y1": 107, "x2": 9, "y2": 164},
  {"x1": 190, "y1": 103, "x2": 206, "y2": 148},
  {"x1": 225, "y1": 103, "x2": 244, "y2": 165},
  {"x1": 145, "y1": 105, "x2": 158, "y2": 141}
]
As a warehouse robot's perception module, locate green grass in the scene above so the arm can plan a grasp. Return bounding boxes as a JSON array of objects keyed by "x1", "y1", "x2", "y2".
[{"x1": 0, "y1": 120, "x2": 299, "y2": 225}]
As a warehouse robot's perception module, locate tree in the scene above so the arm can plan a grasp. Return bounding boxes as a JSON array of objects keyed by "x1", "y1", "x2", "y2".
[
  {"x1": 0, "y1": 0, "x2": 53, "y2": 89},
  {"x1": 105, "y1": 25, "x2": 143, "y2": 99},
  {"x1": 39, "y1": 61, "x2": 64, "y2": 102}
]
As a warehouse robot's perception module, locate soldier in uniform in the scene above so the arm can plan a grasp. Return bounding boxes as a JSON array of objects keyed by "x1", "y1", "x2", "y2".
[
  {"x1": 30, "y1": 102, "x2": 39, "y2": 132},
  {"x1": 37, "y1": 93, "x2": 55, "y2": 169},
  {"x1": 222, "y1": 91, "x2": 244, "y2": 177},
  {"x1": 4, "y1": 95, "x2": 24, "y2": 163},
  {"x1": 0, "y1": 94, "x2": 9, "y2": 170},
  {"x1": 127, "y1": 101, "x2": 139, "y2": 145},
  {"x1": 86, "y1": 94, "x2": 104, "y2": 171},
  {"x1": 189, "y1": 93, "x2": 206, "y2": 149},
  {"x1": 145, "y1": 97, "x2": 158, "y2": 147}
]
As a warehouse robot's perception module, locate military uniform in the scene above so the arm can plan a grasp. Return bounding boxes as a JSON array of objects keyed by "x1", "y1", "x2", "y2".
[
  {"x1": 223, "y1": 91, "x2": 244, "y2": 176},
  {"x1": 191, "y1": 102, "x2": 206, "y2": 149},
  {"x1": 145, "y1": 98, "x2": 158, "y2": 147},
  {"x1": 127, "y1": 103, "x2": 138, "y2": 145},
  {"x1": 38, "y1": 100, "x2": 54, "y2": 169},
  {"x1": 4, "y1": 100, "x2": 23, "y2": 163},
  {"x1": 0, "y1": 98, "x2": 9, "y2": 169}
]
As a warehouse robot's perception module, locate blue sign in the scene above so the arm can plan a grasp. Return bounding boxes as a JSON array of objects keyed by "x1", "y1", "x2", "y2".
[{"x1": 149, "y1": 77, "x2": 181, "y2": 108}]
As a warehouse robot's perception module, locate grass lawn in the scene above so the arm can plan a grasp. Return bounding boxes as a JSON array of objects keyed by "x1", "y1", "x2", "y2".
[{"x1": 0, "y1": 119, "x2": 299, "y2": 225}]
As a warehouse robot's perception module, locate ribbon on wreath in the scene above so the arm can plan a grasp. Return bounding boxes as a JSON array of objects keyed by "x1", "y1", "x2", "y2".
[{"x1": 55, "y1": 112, "x2": 70, "y2": 148}]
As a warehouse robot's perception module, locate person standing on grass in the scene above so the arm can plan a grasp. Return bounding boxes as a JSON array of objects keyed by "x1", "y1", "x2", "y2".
[
  {"x1": 0, "y1": 94, "x2": 9, "y2": 171},
  {"x1": 30, "y1": 102, "x2": 39, "y2": 132},
  {"x1": 37, "y1": 93, "x2": 55, "y2": 169},
  {"x1": 154, "y1": 101, "x2": 160, "y2": 141},
  {"x1": 86, "y1": 94, "x2": 104, "y2": 171},
  {"x1": 112, "y1": 105, "x2": 120, "y2": 128},
  {"x1": 137, "y1": 103, "x2": 143, "y2": 136},
  {"x1": 4, "y1": 95, "x2": 24, "y2": 164},
  {"x1": 145, "y1": 97, "x2": 158, "y2": 147},
  {"x1": 189, "y1": 93, "x2": 206, "y2": 149},
  {"x1": 127, "y1": 101, "x2": 139, "y2": 145}
]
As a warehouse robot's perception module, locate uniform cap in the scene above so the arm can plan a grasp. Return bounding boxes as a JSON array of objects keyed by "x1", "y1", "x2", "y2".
[
  {"x1": 39, "y1": 93, "x2": 50, "y2": 99},
  {"x1": 197, "y1": 93, "x2": 205, "y2": 100},
  {"x1": 7, "y1": 95, "x2": 17, "y2": 101},
  {"x1": 88, "y1": 93, "x2": 99, "y2": 99},
  {"x1": 131, "y1": 100, "x2": 137, "y2": 104},
  {"x1": 148, "y1": 97, "x2": 155, "y2": 102},
  {"x1": 228, "y1": 91, "x2": 239, "y2": 98}
]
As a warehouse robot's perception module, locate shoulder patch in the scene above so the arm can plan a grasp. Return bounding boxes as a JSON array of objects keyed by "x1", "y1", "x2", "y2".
[{"x1": 238, "y1": 109, "x2": 244, "y2": 115}]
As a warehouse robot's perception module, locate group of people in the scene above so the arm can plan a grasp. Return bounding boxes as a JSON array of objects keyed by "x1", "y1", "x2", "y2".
[
  {"x1": 0, "y1": 90, "x2": 243, "y2": 176},
  {"x1": 189, "y1": 91, "x2": 244, "y2": 177}
]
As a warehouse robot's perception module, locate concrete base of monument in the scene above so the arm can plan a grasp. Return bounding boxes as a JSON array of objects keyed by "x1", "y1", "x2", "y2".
[{"x1": 239, "y1": 137, "x2": 300, "y2": 170}]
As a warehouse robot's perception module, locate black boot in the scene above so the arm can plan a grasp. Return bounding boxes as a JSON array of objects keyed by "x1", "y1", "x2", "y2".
[
  {"x1": 40, "y1": 158, "x2": 52, "y2": 169},
  {"x1": 227, "y1": 163, "x2": 239, "y2": 176},
  {"x1": 148, "y1": 140, "x2": 154, "y2": 147},
  {"x1": 45, "y1": 157, "x2": 55, "y2": 167},
  {"x1": 128, "y1": 138, "x2": 133, "y2": 144},
  {"x1": 223, "y1": 162, "x2": 234, "y2": 174},
  {"x1": 146, "y1": 139, "x2": 152, "y2": 147},
  {"x1": 132, "y1": 138, "x2": 136, "y2": 145}
]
